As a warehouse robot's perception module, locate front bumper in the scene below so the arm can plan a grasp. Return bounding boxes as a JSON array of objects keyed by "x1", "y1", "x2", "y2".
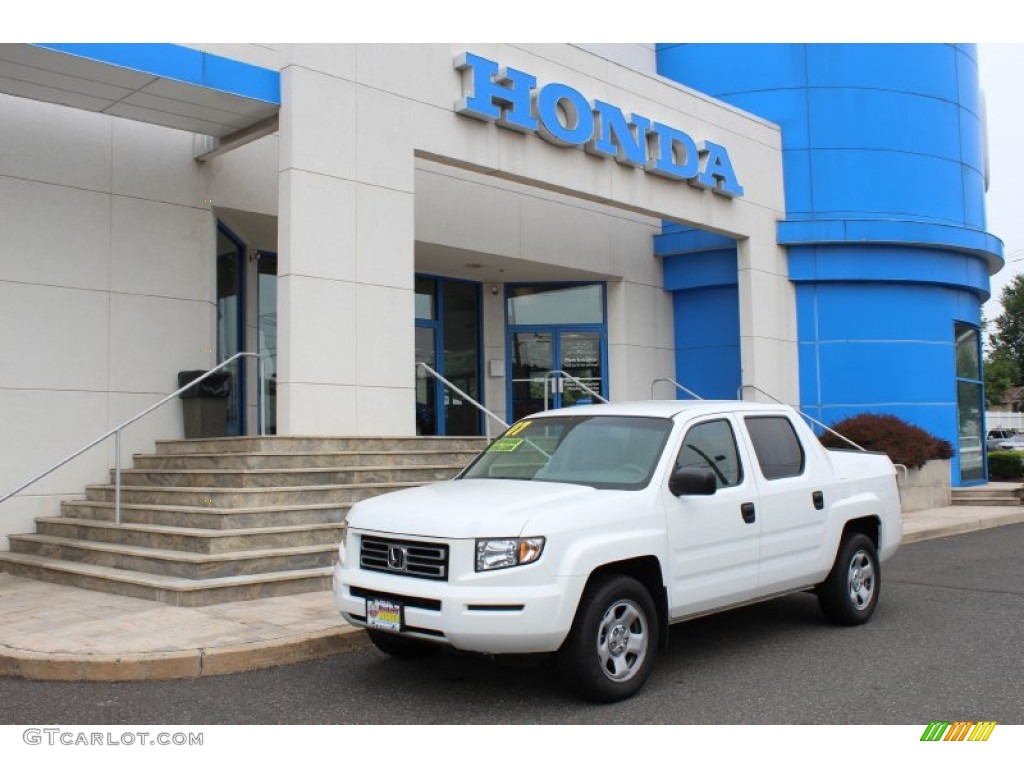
[{"x1": 334, "y1": 563, "x2": 584, "y2": 654}]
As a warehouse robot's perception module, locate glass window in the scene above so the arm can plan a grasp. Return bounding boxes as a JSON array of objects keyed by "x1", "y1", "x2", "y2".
[
  {"x1": 958, "y1": 381, "x2": 985, "y2": 482},
  {"x1": 507, "y1": 284, "x2": 604, "y2": 325},
  {"x1": 462, "y1": 415, "x2": 672, "y2": 490},
  {"x1": 257, "y1": 252, "x2": 278, "y2": 435},
  {"x1": 744, "y1": 416, "x2": 806, "y2": 480},
  {"x1": 415, "y1": 327, "x2": 437, "y2": 436},
  {"x1": 955, "y1": 323, "x2": 981, "y2": 380},
  {"x1": 675, "y1": 419, "x2": 744, "y2": 488},
  {"x1": 442, "y1": 280, "x2": 481, "y2": 436},
  {"x1": 415, "y1": 277, "x2": 436, "y2": 321},
  {"x1": 954, "y1": 322, "x2": 984, "y2": 483},
  {"x1": 216, "y1": 227, "x2": 243, "y2": 436}
]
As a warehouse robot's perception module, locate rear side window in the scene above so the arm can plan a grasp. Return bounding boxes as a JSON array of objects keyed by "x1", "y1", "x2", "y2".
[{"x1": 744, "y1": 416, "x2": 805, "y2": 480}]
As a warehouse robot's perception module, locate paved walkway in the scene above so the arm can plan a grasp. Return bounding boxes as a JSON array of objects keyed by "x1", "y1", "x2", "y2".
[{"x1": 1, "y1": 499, "x2": 1022, "y2": 682}]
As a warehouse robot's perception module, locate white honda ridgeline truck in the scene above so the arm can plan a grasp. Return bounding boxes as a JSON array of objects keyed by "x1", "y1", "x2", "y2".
[{"x1": 334, "y1": 400, "x2": 901, "y2": 702}]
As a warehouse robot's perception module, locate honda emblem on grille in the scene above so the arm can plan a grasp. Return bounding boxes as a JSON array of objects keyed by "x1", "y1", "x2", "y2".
[{"x1": 387, "y1": 545, "x2": 406, "y2": 571}]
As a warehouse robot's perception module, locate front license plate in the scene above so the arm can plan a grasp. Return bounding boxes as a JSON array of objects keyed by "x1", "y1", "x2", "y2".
[{"x1": 366, "y1": 599, "x2": 402, "y2": 632}]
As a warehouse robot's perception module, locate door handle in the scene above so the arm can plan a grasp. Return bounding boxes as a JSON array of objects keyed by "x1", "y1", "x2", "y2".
[
  {"x1": 740, "y1": 502, "x2": 755, "y2": 524},
  {"x1": 812, "y1": 490, "x2": 824, "y2": 510}
]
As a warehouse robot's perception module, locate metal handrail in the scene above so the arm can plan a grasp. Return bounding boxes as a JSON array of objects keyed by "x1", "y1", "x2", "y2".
[
  {"x1": 736, "y1": 383, "x2": 786, "y2": 404},
  {"x1": 737, "y1": 383, "x2": 866, "y2": 452},
  {"x1": 0, "y1": 352, "x2": 265, "y2": 524},
  {"x1": 650, "y1": 377, "x2": 704, "y2": 400},
  {"x1": 417, "y1": 362, "x2": 508, "y2": 439},
  {"x1": 542, "y1": 370, "x2": 608, "y2": 411}
]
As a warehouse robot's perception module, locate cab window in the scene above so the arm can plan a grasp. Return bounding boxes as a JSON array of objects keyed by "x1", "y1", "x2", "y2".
[
  {"x1": 675, "y1": 419, "x2": 744, "y2": 488},
  {"x1": 744, "y1": 415, "x2": 805, "y2": 480}
]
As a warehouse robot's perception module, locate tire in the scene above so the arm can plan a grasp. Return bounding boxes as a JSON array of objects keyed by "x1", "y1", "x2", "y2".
[
  {"x1": 817, "y1": 533, "x2": 881, "y2": 625},
  {"x1": 366, "y1": 629, "x2": 440, "y2": 660},
  {"x1": 558, "y1": 574, "x2": 659, "y2": 703}
]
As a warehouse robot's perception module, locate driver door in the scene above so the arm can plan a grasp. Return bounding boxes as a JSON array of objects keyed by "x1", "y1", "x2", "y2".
[{"x1": 664, "y1": 415, "x2": 762, "y2": 618}]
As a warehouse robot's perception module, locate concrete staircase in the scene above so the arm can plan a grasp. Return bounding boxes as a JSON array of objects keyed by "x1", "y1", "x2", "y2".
[
  {"x1": 0, "y1": 436, "x2": 485, "y2": 606},
  {"x1": 950, "y1": 483, "x2": 1023, "y2": 507}
]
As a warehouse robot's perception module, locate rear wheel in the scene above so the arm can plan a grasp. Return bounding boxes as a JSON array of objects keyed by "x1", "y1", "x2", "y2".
[
  {"x1": 558, "y1": 574, "x2": 659, "y2": 703},
  {"x1": 817, "y1": 533, "x2": 880, "y2": 625},
  {"x1": 366, "y1": 630, "x2": 440, "y2": 659}
]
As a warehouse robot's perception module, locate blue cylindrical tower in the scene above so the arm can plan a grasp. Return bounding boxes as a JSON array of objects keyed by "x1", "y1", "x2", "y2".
[{"x1": 655, "y1": 43, "x2": 1003, "y2": 485}]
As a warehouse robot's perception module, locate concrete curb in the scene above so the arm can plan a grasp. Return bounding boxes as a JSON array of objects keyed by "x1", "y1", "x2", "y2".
[
  {"x1": 0, "y1": 626, "x2": 371, "y2": 682},
  {"x1": 902, "y1": 509, "x2": 1024, "y2": 544}
]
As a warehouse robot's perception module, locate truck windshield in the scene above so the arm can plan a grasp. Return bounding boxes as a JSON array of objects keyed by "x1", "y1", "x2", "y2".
[{"x1": 461, "y1": 415, "x2": 673, "y2": 490}]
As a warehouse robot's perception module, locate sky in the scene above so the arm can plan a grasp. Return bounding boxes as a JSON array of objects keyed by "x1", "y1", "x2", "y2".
[{"x1": 978, "y1": 44, "x2": 1024, "y2": 321}]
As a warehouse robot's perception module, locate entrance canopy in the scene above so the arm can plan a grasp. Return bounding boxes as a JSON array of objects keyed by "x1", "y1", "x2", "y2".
[{"x1": 0, "y1": 43, "x2": 278, "y2": 138}]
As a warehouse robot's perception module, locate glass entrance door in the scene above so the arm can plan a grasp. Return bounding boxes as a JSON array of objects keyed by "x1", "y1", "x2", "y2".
[
  {"x1": 506, "y1": 283, "x2": 607, "y2": 423},
  {"x1": 509, "y1": 329, "x2": 605, "y2": 422},
  {"x1": 415, "y1": 325, "x2": 438, "y2": 435},
  {"x1": 414, "y1": 276, "x2": 482, "y2": 436},
  {"x1": 257, "y1": 251, "x2": 277, "y2": 435},
  {"x1": 216, "y1": 224, "x2": 245, "y2": 436}
]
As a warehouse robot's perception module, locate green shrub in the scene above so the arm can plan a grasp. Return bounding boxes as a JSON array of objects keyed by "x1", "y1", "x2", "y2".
[
  {"x1": 819, "y1": 413, "x2": 954, "y2": 470},
  {"x1": 987, "y1": 451, "x2": 1024, "y2": 481}
]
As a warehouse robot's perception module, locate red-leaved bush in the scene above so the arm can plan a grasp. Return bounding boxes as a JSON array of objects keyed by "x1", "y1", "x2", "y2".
[{"x1": 819, "y1": 413, "x2": 954, "y2": 470}]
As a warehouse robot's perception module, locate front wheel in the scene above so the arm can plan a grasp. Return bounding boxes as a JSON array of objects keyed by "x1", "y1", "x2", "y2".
[
  {"x1": 558, "y1": 574, "x2": 659, "y2": 703},
  {"x1": 817, "y1": 533, "x2": 881, "y2": 625}
]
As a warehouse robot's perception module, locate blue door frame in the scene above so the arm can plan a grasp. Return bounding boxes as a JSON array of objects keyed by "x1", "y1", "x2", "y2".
[
  {"x1": 216, "y1": 221, "x2": 247, "y2": 436},
  {"x1": 505, "y1": 326, "x2": 608, "y2": 422},
  {"x1": 504, "y1": 282, "x2": 608, "y2": 423},
  {"x1": 414, "y1": 275, "x2": 483, "y2": 436}
]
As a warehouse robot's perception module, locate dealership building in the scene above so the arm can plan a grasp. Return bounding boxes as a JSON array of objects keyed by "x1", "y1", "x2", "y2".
[{"x1": 0, "y1": 43, "x2": 1003, "y2": 553}]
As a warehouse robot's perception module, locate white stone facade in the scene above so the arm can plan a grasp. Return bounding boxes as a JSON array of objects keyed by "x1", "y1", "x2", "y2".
[{"x1": 0, "y1": 43, "x2": 792, "y2": 547}]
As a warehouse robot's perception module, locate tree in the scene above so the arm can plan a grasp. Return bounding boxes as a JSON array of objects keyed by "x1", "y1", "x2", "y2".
[
  {"x1": 988, "y1": 274, "x2": 1024, "y2": 382},
  {"x1": 984, "y1": 347, "x2": 1019, "y2": 407}
]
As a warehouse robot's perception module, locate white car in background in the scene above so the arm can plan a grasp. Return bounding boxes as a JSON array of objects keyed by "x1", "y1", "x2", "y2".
[
  {"x1": 987, "y1": 429, "x2": 1017, "y2": 451},
  {"x1": 996, "y1": 435, "x2": 1024, "y2": 452}
]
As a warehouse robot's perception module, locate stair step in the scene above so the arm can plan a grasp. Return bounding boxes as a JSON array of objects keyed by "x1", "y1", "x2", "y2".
[
  {"x1": 949, "y1": 489, "x2": 1020, "y2": 493},
  {"x1": 60, "y1": 500, "x2": 349, "y2": 529},
  {"x1": 84, "y1": 481, "x2": 420, "y2": 507},
  {"x1": 950, "y1": 493, "x2": 1020, "y2": 500},
  {"x1": 7, "y1": 435, "x2": 481, "y2": 604},
  {"x1": 132, "y1": 449, "x2": 480, "y2": 470},
  {"x1": 951, "y1": 497, "x2": 1022, "y2": 507},
  {"x1": 950, "y1": 487, "x2": 1021, "y2": 506},
  {"x1": 155, "y1": 436, "x2": 489, "y2": 455},
  {"x1": 8, "y1": 534, "x2": 337, "y2": 579},
  {"x1": 35, "y1": 517, "x2": 344, "y2": 554},
  {"x1": 110, "y1": 465, "x2": 461, "y2": 488},
  {"x1": 0, "y1": 552, "x2": 332, "y2": 606}
]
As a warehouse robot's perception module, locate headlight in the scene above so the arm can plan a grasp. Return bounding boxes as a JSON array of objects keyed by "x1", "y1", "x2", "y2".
[
  {"x1": 475, "y1": 537, "x2": 545, "y2": 571},
  {"x1": 337, "y1": 520, "x2": 349, "y2": 566}
]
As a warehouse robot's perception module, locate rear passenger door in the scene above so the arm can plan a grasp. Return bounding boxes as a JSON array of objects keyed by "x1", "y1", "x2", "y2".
[
  {"x1": 664, "y1": 415, "x2": 762, "y2": 618},
  {"x1": 742, "y1": 414, "x2": 827, "y2": 593}
]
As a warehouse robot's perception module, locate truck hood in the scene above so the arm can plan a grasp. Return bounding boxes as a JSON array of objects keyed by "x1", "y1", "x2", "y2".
[{"x1": 346, "y1": 478, "x2": 595, "y2": 539}]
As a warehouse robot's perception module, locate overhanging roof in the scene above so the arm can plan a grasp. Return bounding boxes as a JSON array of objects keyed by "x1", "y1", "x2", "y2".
[{"x1": 0, "y1": 43, "x2": 279, "y2": 138}]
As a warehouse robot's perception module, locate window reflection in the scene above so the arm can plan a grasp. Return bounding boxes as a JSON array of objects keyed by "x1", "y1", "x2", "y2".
[{"x1": 507, "y1": 284, "x2": 604, "y2": 325}]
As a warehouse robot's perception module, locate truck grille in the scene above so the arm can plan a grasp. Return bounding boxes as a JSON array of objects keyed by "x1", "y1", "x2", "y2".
[{"x1": 360, "y1": 536, "x2": 449, "y2": 581}]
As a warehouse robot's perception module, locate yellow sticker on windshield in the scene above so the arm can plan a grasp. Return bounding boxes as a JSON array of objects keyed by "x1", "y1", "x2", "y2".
[
  {"x1": 505, "y1": 420, "x2": 532, "y2": 436},
  {"x1": 489, "y1": 438, "x2": 524, "y2": 452}
]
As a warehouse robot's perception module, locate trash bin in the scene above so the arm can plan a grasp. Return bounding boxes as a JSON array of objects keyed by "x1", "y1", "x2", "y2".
[{"x1": 177, "y1": 370, "x2": 231, "y2": 439}]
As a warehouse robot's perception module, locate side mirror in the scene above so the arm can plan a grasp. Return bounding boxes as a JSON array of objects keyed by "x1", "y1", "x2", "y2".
[{"x1": 669, "y1": 467, "x2": 717, "y2": 497}]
